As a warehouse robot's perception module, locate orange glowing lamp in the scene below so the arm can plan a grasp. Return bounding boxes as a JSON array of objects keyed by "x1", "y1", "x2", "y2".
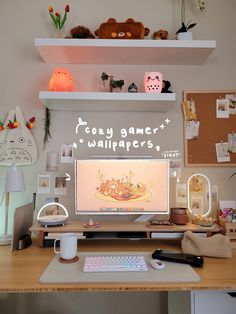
[{"x1": 48, "y1": 68, "x2": 74, "y2": 92}]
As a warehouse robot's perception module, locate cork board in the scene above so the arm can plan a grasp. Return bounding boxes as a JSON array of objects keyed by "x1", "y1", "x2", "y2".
[{"x1": 184, "y1": 90, "x2": 236, "y2": 166}]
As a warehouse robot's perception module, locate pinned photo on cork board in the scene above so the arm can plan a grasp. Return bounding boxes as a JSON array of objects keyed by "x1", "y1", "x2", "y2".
[
  {"x1": 228, "y1": 133, "x2": 236, "y2": 153},
  {"x1": 184, "y1": 90, "x2": 236, "y2": 166},
  {"x1": 215, "y1": 142, "x2": 230, "y2": 163},
  {"x1": 216, "y1": 98, "x2": 229, "y2": 119},
  {"x1": 226, "y1": 94, "x2": 236, "y2": 115}
]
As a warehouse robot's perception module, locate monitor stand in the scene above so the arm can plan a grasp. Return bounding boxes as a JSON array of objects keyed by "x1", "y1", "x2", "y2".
[{"x1": 134, "y1": 214, "x2": 156, "y2": 222}]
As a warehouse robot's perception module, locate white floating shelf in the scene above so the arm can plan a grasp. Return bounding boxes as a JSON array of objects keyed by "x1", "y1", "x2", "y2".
[
  {"x1": 35, "y1": 38, "x2": 216, "y2": 65},
  {"x1": 39, "y1": 91, "x2": 176, "y2": 112}
]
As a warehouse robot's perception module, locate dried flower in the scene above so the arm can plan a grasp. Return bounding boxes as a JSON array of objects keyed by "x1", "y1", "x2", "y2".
[{"x1": 48, "y1": 4, "x2": 70, "y2": 31}]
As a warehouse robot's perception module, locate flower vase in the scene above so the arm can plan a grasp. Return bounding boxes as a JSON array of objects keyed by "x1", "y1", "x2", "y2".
[
  {"x1": 100, "y1": 80, "x2": 110, "y2": 92},
  {"x1": 56, "y1": 30, "x2": 63, "y2": 38},
  {"x1": 177, "y1": 32, "x2": 193, "y2": 40},
  {"x1": 112, "y1": 87, "x2": 122, "y2": 93}
]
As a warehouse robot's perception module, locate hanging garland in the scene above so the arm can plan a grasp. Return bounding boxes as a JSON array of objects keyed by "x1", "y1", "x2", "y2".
[
  {"x1": 43, "y1": 107, "x2": 52, "y2": 148},
  {"x1": 0, "y1": 115, "x2": 35, "y2": 131}
]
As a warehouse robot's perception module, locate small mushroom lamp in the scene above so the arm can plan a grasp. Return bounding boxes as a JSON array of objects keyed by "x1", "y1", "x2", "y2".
[
  {"x1": 144, "y1": 72, "x2": 163, "y2": 93},
  {"x1": 49, "y1": 67, "x2": 74, "y2": 92}
]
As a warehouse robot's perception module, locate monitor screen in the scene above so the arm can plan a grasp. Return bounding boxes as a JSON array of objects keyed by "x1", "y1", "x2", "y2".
[{"x1": 75, "y1": 159, "x2": 169, "y2": 215}]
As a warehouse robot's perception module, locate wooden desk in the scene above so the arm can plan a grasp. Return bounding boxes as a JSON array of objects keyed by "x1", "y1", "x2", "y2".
[{"x1": 0, "y1": 239, "x2": 235, "y2": 293}]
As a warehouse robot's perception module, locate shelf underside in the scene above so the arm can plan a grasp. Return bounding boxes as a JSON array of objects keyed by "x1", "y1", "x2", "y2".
[{"x1": 35, "y1": 39, "x2": 216, "y2": 65}]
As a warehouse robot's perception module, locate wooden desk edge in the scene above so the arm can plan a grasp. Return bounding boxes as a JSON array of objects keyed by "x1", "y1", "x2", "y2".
[{"x1": 1, "y1": 284, "x2": 236, "y2": 293}]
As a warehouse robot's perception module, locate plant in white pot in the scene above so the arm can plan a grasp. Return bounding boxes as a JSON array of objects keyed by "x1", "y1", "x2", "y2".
[
  {"x1": 176, "y1": 0, "x2": 205, "y2": 40},
  {"x1": 176, "y1": 21, "x2": 197, "y2": 40}
]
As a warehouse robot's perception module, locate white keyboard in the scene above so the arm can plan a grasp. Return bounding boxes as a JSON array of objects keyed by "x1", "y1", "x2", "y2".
[{"x1": 83, "y1": 255, "x2": 148, "y2": 272}]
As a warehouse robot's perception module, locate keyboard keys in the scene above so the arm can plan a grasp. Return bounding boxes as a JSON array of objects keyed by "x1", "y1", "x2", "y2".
[{"x1": 83, "y1": 255, "x2": 148, "y2": 272}]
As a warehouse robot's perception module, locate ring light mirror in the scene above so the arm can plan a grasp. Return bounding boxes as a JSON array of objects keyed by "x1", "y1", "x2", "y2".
[
  {"x1": 187, "y1": 174, "x2": 212, "y2": 218},
  {"x1": 37, "y1": 202, "x2": 69, "y2": 226}
]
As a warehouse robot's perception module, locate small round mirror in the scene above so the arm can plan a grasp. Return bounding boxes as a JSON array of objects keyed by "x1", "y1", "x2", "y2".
[{"x1": 187, "y1": 174, "x2": 211, "y2": 217}]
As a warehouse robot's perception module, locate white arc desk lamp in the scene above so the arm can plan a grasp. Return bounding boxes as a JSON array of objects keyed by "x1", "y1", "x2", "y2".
[{"x1": 0, "y1": 163, "x2": 25, "y2": 245}]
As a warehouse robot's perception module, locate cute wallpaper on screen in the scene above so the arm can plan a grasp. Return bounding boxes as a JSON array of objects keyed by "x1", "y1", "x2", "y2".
[{"x1": 75, "y1": 160, "x2": 169, "y2": 213}]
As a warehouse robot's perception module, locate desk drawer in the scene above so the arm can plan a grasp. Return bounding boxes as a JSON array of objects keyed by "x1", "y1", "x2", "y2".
[{"x1": 192, "y1": 291, "x2": 236, "y2": 314}]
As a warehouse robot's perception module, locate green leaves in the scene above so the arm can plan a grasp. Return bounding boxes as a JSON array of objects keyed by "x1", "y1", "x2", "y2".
[
  {"x1": 48, "y1": 5, "x2": 69, "y2": 31},
  {"x1": 100, "y1": 72, "x2": 124, "y2": 91},
  {"x1": 110, "y1": 79, "x2": 124, "y2": 89},
  {"x1": 176, "y1": 21, "x2": 197, "y2": 34},
  {"x1": 60, "y1": 12, "x2": 67, "y2": 30},
  {"x1": 43, "y1": 107, "x2": 52, "y2": 149},
  {"x1": 101, "y1": 72, "x2": 109, "y2": 81}
]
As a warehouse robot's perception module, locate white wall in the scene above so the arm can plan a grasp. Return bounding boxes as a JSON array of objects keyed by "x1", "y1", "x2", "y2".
[
  {"x1": 0, "y1": 0, "x2": 236, "y2": 313},
  {"x1": 1, "y1": 0, "x2": 236, "y2": 227}
]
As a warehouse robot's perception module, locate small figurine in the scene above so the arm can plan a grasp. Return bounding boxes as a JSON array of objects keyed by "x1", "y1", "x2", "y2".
[
  {"x1": 70, "y1": 25, "x2": 95, "y2": 38},
  {"x1": 161, "y1": 80, "x2": 173, "y2": 93},
  {"x1": 128, "y1": 82, "x2": 138, "y2": 93},
  {"x1": 152, "y1": 29, "x2": 168, "y2": 40},
  {"x1": 83, "y1": 219, "x2": 100, "y2": 228}
]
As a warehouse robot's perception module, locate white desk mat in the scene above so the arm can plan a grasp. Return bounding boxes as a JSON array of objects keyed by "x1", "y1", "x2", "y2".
[{"x1": 39, "y1": 252, "x2": 201, "y2": 284}]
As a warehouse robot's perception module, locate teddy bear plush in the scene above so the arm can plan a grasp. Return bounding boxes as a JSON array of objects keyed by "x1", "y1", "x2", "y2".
[
  {"x1": 152, "y1": 29, "x2": 168, "y2": 40},
  {"x1": 70, "y1": 25, "x2": 95, "y2": 38},
  {"x1": 95, "y1": 18, "x2": 150, "y2": 39},
  {"x1": 161, "y1": 80, "x2": 172, "y2": 93}
]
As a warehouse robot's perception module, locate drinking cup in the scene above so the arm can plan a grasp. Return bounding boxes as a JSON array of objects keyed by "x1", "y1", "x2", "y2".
[{"x1": 54, "y1": 233, "x2": 77, "y2": 260}]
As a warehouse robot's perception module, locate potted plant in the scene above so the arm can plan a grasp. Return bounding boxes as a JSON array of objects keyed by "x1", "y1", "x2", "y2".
[
  {"x1": 176, "y1": 0, "x2": 205, "y2": 40},
  {"x1": 176, "y1": 21, "x2": 197, "y2": 40},
  {"x1": 48, "y1": 4, "x2": 70, "y2": 38},
  {"x1": 100, "y1": 72, "x2": 124, "y2": 92}
]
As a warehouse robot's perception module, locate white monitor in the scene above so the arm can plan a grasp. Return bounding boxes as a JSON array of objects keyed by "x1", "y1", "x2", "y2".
[{"x1": 75, "y1": 159, "x2": 169, "y2": 215}]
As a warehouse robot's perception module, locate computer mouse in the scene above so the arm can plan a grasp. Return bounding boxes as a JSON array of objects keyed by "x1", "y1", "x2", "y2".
[{"x1": 149, "y1": 259, "x2": 165, "y2": 270}]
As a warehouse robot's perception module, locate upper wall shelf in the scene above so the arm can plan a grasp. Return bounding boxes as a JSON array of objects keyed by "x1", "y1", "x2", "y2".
[
  {"x1": 39, "y1": 91, "x2": 176, "y2": 112},
  {"x1": 35, "y1": 38, "x2": 216, "y2": 65}
]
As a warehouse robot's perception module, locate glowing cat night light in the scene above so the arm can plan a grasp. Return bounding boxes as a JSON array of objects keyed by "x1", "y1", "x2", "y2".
[{"x1": 48, "y1": 67, "x2": 74, "y2": 92}]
